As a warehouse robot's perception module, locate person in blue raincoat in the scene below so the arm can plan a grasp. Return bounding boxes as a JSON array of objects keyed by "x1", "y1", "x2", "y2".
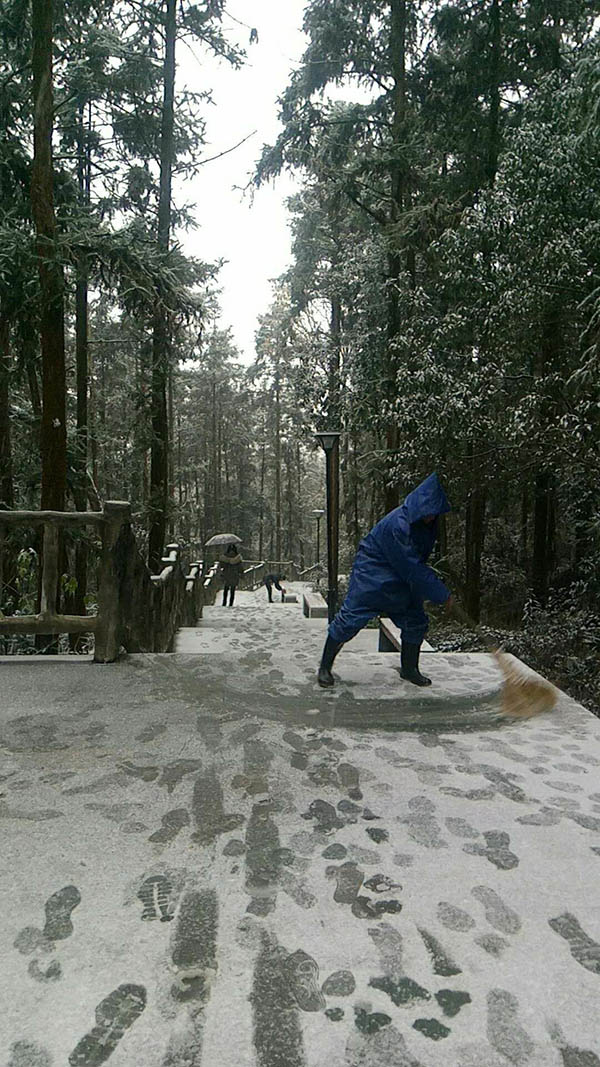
[{"x1": 318, "y1": 472, "x2": 453, "y2": 688}]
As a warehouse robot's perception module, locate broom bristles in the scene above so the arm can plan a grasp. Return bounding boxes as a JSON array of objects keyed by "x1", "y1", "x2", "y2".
[{"x1": 493, "y1": 651, "x2": 558, "y2": 719}]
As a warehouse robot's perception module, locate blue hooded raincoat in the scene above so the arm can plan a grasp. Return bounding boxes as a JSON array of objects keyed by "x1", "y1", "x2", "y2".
[{"x1": 329, "y1": 472, "x2": 451, "y2": 645}]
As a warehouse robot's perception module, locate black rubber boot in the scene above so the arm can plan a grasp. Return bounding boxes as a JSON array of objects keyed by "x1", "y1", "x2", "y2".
[
  {"x1": 400, "y1": 642, "x2": 432, "y2": 687},
  {"x1": 222, "y1": 590, "x2": 228, "y2": 607},
  {"x1": 318, "y1": 636, "x2": 343, "y2": 688},
  {"x1": 229, "y1": 588, "x2": 235, "y2": 606}
]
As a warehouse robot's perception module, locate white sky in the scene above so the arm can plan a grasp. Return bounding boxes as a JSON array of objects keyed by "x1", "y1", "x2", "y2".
[{"x1": 177, "y1": 1, "x2": 308, "y2": 363}]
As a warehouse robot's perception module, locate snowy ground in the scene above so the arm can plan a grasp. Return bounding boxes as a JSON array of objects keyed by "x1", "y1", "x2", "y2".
[{"x1": 1, "y1": 585, "x2": 599, "y2": 1066}]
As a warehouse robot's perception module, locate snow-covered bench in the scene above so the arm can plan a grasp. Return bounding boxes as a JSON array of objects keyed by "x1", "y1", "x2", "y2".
[
  {"x1": 302, "y1": 591, "x2": 328, "y2": 618},
  {"x1": 378, "y1": 617, "x2": 434, "y2": 652}
]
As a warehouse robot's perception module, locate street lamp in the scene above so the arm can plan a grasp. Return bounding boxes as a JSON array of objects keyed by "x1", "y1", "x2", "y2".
[
  {"x1": 315, "y1": 431, "x2": 341, "y2": 623},
  {"x1": 312, "y1": 509, "x2": 324, "y2": 576}
]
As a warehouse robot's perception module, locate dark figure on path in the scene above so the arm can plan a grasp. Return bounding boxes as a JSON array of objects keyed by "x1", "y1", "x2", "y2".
[
  {"x1": 220, "y1": 544, "x2": 244, "y2": 606},
  {"x1": 263, "y1": 573, "x2": 287, "y2": 603},
  {"x1": 318, "y1": 473, "x2": 454, "y2": 689}
]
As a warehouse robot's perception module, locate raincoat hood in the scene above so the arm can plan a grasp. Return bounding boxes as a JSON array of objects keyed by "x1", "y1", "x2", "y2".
[{"x1": 403, "y1": 473, "x2": 451, "y2": 525}]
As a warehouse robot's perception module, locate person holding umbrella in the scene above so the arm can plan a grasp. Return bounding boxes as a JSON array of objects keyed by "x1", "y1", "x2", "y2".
[
  {"x1": 205, "y1": 533, "x2": 244, "y2": 607},
  {"x1": 219, "y1": 542, "x2": 244, "y2": 606}
]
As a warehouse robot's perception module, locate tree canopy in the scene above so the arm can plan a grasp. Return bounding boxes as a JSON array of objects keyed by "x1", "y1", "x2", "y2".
[{"x1": 0, "y1": 0, "x2": 599, "y2": 708}]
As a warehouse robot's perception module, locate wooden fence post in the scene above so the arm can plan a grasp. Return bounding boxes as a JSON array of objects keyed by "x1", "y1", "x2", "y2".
[
  {"x1": 95, "y1": 501, "x2": 131, "y2": 663},
  {"x1": 40, "y1": 522, "x2": 59, "y2": 617}
]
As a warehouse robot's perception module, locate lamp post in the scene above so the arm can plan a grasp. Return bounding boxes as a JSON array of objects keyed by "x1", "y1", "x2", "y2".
[
  {"x1": 315, "y1": 431, "x2": 341, "y2": 623},
  {"x1": 312, "y1": 509, "x2": 324, "y2": 578}
]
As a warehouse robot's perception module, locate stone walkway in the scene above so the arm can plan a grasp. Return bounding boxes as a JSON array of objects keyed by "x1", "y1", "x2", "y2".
[{"x1": 1, "y1": 586, "x2": 600, "y2": 1066}]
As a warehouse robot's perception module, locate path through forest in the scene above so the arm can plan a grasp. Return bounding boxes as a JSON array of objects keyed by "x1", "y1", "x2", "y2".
[{"x1": 1, "y1": 588, "x2": 600, "y2": 1065}]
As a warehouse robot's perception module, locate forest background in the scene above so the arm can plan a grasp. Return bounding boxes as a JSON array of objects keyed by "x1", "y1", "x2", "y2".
[{"x1": 1, "y1": 0, "x2": 599, "y2": 712}]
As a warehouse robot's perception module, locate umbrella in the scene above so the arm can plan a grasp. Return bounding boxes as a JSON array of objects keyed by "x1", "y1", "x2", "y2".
[{"x1": 205, "y1": 533, "x2": 242, "y2": 547}]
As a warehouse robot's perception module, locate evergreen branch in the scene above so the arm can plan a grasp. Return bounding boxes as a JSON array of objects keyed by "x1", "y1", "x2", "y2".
[
  {"x1": 197, "y1": 130, "x2": 257, "y2": 167},
  {"x1": 345, "y1": 189, "x2": 387, "y2": 227}
]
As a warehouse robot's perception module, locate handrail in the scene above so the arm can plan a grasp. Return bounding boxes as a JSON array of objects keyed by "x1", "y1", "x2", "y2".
[
  {"x1": 298, "y1": 562, "x2": 323, "y2": 579},
  {"x1": 0, "y1": 509, "x2": 105, "y2": 526},
  {"x1": 240, "y1": 561, "x2": 265, "y2": 591},
  {"x1": 0, "y1": 501, "x2": 130, "y2": 651},
  {"x1": 0, "y1": 504, "x2": 206, "y2": 661},
  {"x1": 203, "y1": 562, "x2": 219, "y2": 588},
  {"x1": 185, "y1": 562, "x2": 202, "y2": 590},
  {"x1": 151, "y1": 544, "x2": 180, "y2": 586}
]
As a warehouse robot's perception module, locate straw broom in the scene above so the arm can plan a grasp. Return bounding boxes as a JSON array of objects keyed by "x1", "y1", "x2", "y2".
[{"x1": 450, "y1": 601, "x2": 558, "y2": 719}]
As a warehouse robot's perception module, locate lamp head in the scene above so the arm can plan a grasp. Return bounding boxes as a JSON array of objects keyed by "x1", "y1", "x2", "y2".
[{"x1": 315, "y1": 430, "x2": 341, "y2": 453}]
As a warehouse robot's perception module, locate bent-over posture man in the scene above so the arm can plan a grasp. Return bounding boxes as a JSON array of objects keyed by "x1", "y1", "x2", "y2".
[
  {"x1": 318, "y1": 472, "x2": 453, "y2": 688},
  {"x1": 263, "y1": 573, "x2": 286, "y2": 603}
]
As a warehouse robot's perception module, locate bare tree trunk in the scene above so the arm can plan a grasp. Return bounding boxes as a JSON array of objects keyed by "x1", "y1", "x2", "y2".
[
  {"x1": 194, "y1": 471, "x2": 200, "y2": 544},
  {"x1": 532, "y1": 471, "x2": 555, "y2": 604},
  {"x1": 274, "y1": 368, "x2": 282, "y2": 561},
  {"x1": 329, "y1": 294, "x2": 341, "y2": 424},
  {"x1": 464, "y1": 484, "x2": 486, "y2": 622},
  {"x1": 68, "y1": 100, "x2": 91, "y2": 648},
  {"x1": 369, "y1": 477, "x2": 378, "y2": 531},
  {"x1": 131, "y1": 340, "x2": 146, "y2": 508},
  {"x1": 149, "y1": 278, "x2": 170, "y2": 566},
  {"x1": 26, "y1": 356, "x2": 42, "y2": 424},
  {"x1": 437, "y1": 512, "x2": 448, "y2": 564},
  {"x1": 148, "y1": 0, "x2": 176, "y2": 571},
  {"x1": 207, "y1": 377, "x2": 217, "y2": 535},
  {"x1": 574, "y1": 492, "x2": 593, "y2": 573},
  {"x1": 224, "y1": 437, "x2": 231, "y2": 529},
  {"x1": 177, "y1": 413, "x2": 183, "y2": 511},
  {"x1": 487, "y1": 0, "x2": 501, "y2": 185},
  {"x1": 74, "y1": 271, "x2": 88, "y2": 502},
  {"x1": 531, "y1": 306, "x2": 559, "y2": 603},
  {"x1": 89, "y1": 340, "x2": 98, "y2": 492},
  {"x1": 0, "y1": 315, "x2": 14, "y2": 509},
  {"x1": 0, "y1": 317, "x2": 16, "y2": 615},
  {"x1": 31, "y1": 0, "x2": 66, "y2": 513},
  {"x1": 99, "y1": 344, "x2": 107, "y2": 495},
  {"x1": 216, "y1": 394, "x2": 222, "y2": 529},
  {"x1": 520, "y1": 486, "x2": 529, "y2": 569},
  {"x1": 341, "y1": 432, "x2": 354, "y2": 556},
  {"x1": 296, "y1": 441, "x2": 305, "y2": 569},
  {"x1": 258, "y1": 434, "x2": 266, "y2": 560},
  {"x1": 31, "y1": 0, "x2": 66, "y2": 652},
  {"x1": 353, "y1": 434, "x2": 360, "y2": 546},
  {"x1": 286, "y1": 441, "x2": 293, "y2": 559},
  {"x1": 168, "y1": 363, "x2": 175, "y2": 537},
  {"x1": 74, "y1": 103, "x2": 89, "y2": 507},
  {"x1": 383, "y1": 0, "x2": 407, "y2": 513}
]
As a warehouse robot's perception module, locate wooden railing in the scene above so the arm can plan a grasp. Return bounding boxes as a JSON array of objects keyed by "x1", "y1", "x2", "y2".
[
  {"x1": 184, "y1": 561, "x2": 203, "y2": 623},
  {"x1": 265, "y1": 559, "x2": 299, "y2": 580},
  {"x1": 237, "y1": 559, "x2": 302, "y2": 590},
  {"x1": 298, "y1": 562, "x2": 324, "y2": 581},
  {"x1": 0, "y1": 502, "x2": 205, "y2": 663},
  {"x1": 202, "y1": 562, "x2": 220, "y2": 604},
  {"x1": 240, "y1": 562, "x2": 266, "y2": 590}
]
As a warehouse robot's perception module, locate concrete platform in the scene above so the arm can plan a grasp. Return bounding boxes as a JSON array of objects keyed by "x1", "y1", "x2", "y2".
[
  {"x1": 1, "y1": 586, "x2": 600, "y2": 1065},
  {"x1": 302, "y1": 589, "x2": 328, "y2": 618}
]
